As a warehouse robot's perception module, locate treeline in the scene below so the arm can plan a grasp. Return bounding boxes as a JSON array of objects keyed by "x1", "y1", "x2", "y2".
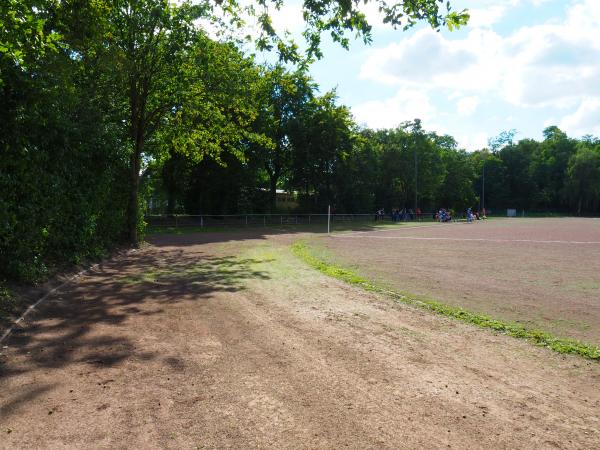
[
  {"x1": 156, "y1": 118, "x2": 600, "y2": 217},
  {"x1": 474, "y1": 129, "x2": 600, "y2": 215},
  {"x1": 1, "y1": 0, "x2": 599, "y2": 285}
]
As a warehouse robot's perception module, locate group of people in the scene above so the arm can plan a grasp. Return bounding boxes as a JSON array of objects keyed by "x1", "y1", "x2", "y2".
[
  {"x1": 435, "y1": 208, "x2": 453, "y2": 222},
  {"x1": 375, "y1": 207, "x2": 485, "y2": 223},
  {"x1": 392, "y1": 208, "x2": 422, "y2": 222},
  {"x1": 466, "y1": 207, "x2": 486, "y2": 222},
  {"x1": 437, "y1": 207, "x2": 485, "y2": 223},
  {"x1": 374, "y1": 208, "x2": 423, "y2": 222}
]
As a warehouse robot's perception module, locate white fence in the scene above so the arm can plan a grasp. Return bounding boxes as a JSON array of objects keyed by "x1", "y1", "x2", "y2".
[{"x1": 145, "y1": 213, "x2": 435, "y2": 229}]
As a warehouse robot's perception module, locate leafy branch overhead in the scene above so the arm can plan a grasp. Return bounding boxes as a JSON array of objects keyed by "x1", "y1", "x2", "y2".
[{"x1": 246, "y1": 0, "x2": 469, "y2": 61}]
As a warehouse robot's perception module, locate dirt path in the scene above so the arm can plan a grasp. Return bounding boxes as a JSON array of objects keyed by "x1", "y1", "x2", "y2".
[{"x1": 1, "y1": 232, "x2": 599, "y2": 449}]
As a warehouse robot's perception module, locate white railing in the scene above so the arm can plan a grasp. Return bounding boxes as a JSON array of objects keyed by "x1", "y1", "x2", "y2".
[{"x1": 145, "y1": 213, "x2": 436, "y2": 229}]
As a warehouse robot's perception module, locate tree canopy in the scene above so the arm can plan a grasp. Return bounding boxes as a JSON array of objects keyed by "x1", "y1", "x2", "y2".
[{"x1": 3, "y1": 0, "x2": 598, "y2": 286}]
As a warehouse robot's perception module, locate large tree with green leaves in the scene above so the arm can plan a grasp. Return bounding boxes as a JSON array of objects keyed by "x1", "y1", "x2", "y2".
[
  {"x1": 250, "y1": 66, "x2": 315, "y2": 210},
  {"x1": 565, "y1": 143, "x2": 600, "y2": 215},
  {"x1": 99, "y1": 0, "x2": 206, "y2": 244},
  {"x1": 288, "y1": 91, "x2": 355, "y2": 209},
  {"x1": 105, "y1": 0, "x2": 467, "y2": 241}
]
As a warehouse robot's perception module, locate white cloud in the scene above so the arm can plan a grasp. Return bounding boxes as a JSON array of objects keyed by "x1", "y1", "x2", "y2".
[
  {"x1": 468, "y1": 5, "x2": 509, "y2": 28},
  {"x1": 352, "y1": 88, "x2": 435, "y2": 129},
  {"x1": 352, "y1": 90, "x2": 489, "y2": 149},
  {"x1": 560, "y1": 98, "x2": 600, "y2": 137},
  {"x1": 358, "y1": 0, "x2": 600, "y2": 139},
  {"x1": 359, "y1": 27, "x2": 504, "y2": 92},
  {"x1": 270, "y1": 3, "x2": 304, "y2": 34},
  {"x1": 454, "y1": 132, "x2": 490, "y2": 150},
  {"x1": 457, "y1": 96, "x2": 481, "y2": 116}
]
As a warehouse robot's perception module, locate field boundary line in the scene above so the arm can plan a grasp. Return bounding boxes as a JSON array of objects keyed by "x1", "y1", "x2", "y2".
[
  {"x1": 291, "y1": 240, "x2": 600, "y2": 361},
  {"x1": 331, "y1": 235, "x2": 600, "y2": 245},
  {"x1": 332, "y1": 221, "x2": 467, "y2": 237},
  {"x1": 0, "y1": 249, "x2": 136, "y2": 345}
]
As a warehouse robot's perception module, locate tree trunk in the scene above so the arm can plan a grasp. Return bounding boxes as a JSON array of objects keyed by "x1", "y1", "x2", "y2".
[
  {"x1": 127, "y1": 104, "x2": 144, "y2": 245},
  {"x1": 167, "y1": 191, "x2": 175, "y2": 215},
  {"x1": 127, "y1": 73, "x2": 146, "y2": 246},
  {"x1": 127, "y1": 147, "x2": 141, "y2": 246}
]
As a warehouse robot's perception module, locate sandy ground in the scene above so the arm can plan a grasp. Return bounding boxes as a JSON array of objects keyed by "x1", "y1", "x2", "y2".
[
  {"x1": 321, "y1": 218, "x2": 600, "y2": 344},
  {"x1": 1, "y1": 230, "x2": 599, "y2": 449}
]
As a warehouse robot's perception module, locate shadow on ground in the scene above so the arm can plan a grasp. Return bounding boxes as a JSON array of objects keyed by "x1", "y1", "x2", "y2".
[
  {"x1": 0, "y1": 245, "x2": 270, "y2": 416},
  {"x1": 146, "y1": 221, "x2": 429, "y2": 248}
]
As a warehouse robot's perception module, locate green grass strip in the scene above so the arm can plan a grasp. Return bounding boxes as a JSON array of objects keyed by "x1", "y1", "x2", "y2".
[{"x1": 291, "y1": 241, "x2": 600, "y2": 361}]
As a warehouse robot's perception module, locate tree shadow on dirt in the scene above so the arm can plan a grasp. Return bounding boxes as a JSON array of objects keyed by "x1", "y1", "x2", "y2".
[
  {"x1": 0, "y1": 248, "x2": 271, "y2": 417},
  {"x1": 145, "y1": 221, "x2": 413, "y2": 248}
]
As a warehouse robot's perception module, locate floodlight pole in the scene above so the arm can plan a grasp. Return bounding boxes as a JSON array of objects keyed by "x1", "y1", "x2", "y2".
[
  {"x1": 482, "y1": 160, "x2": 485, "y2": 214},
  {"x1": 414, "y1": 146, "x2": 418, "y2": 212}
]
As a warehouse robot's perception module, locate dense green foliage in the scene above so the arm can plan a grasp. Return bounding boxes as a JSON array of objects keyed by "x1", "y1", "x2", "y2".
[
  {"x1": 1, "y1": 1, "x2": 130, "y2": 281},
  {"x1": 1, "y1": 0, "x2": 466, "y2": 283},
  {"x1": 157, "y1": 116, "x2": 600, "y2": 216},
  {"x1": 473, "y1": 128, "x2": 600, "y2": 214}
]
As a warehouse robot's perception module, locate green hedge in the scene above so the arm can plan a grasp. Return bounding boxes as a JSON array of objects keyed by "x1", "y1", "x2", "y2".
[{"x1": 0, "y1": 54, "x2": 131, "y2": 283}]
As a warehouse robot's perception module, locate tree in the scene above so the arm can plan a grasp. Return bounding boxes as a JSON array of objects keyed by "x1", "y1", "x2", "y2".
[
  {"x1": 435, "y1": 136, "x2": 477, "y2": 212},
  {"x1": 1, "y1": 0, "x2": 470, "y2": 280},
  {"x1": 334, "y1": 129, "x2": 379, "y2": 213},
  {"x1": 531, "y1": 126, "x2": 577, "y2": 210},
  {"x1": 375, "y1": 127, "x2": 411, "y2": 210},
  {"x1": 251, "y1": 66, "x2": 314, "y2": 210},
  {"x1": 289, "y1": 91, "x2": 354, "y2": 210},
  {"x1": 101, "y1": 0, "x2": 208, "y2": 244},
  {"x1": 102, "y1": 0, "x2": 468, "y2": 241},
  {"x1": 565, "y1": 144, "x2": 600, "y2": 215},
  {"x1": 498, "y1": 139, "x2": 538, "y2": 210},
  {"x1": 249, "y1": 0, "x2": 469, "y2": 62},
  {"x1": 1, "y1": 1, "x2": 132, "y2": 281}
]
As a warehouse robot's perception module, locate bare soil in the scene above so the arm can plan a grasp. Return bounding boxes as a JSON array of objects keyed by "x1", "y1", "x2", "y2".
[
  {"x1": 320, "y1": 218, "x2": 600, "y2": 344},
  {"x1": 1, "y1": 229, "x2": 599, "y2": 449}
]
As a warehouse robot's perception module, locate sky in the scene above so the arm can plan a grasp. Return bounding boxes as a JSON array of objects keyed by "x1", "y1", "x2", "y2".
[{"x1": 250, "y1": 0, "x2": 600, "y2": 150}]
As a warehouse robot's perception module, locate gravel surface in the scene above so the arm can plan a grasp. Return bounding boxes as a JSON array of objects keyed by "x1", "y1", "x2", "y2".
[{"x1": 322, "y1": 218, "x2": 600, "y2": 344}]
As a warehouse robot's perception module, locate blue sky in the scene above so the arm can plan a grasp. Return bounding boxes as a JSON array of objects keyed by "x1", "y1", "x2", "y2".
[{"x1": 258, "y1": 0, "x2": 600, "y2": 150}]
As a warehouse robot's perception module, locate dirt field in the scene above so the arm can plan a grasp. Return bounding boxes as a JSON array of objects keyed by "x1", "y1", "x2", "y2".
[
  {"x1": 315, "y1": 218, "x2": 600, "y2": 344},
  {"x1": 1, "y1": 229, "x2": 600, "y2": 449}
]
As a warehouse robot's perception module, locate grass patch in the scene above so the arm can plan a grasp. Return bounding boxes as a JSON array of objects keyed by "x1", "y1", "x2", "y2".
[{"x1": 291, "y1": 241, "x2": 600, "y2": 361}]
